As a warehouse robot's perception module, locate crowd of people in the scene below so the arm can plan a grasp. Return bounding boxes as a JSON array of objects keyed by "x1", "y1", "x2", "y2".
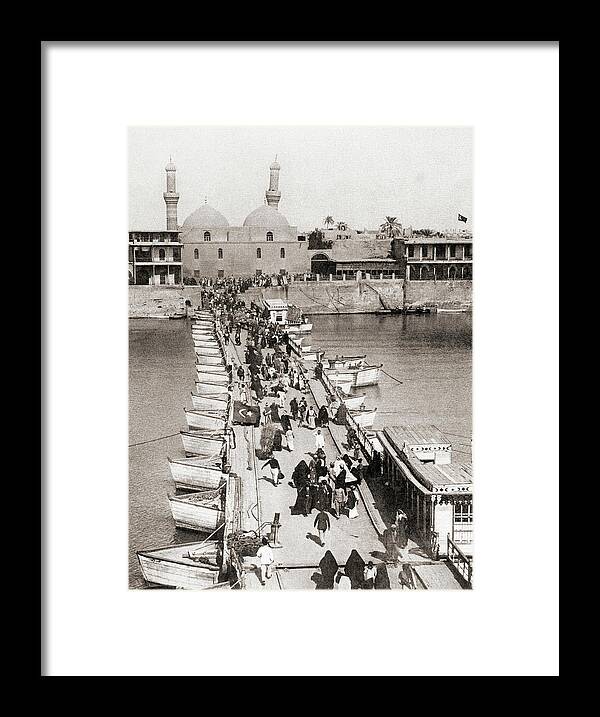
[{"x1": 200, "y1": 288, "x2": 416, "y2": 590}]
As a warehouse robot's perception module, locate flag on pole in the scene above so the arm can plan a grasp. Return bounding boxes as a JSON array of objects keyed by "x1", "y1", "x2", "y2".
[{"x1": 458, "y1": 213, "x2": 468, "y2": 223}]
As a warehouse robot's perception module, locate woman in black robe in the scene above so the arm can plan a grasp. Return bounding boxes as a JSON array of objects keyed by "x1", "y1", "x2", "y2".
[
  {"x1": 345, "y1": 549, "x2": 366, "y2": 589},
  {"x1": 292, "y1": 460, "x2": 310, "y2": 489},
  {"x1": 335, "y1": 402, "x2": 348, "y2": 426},
  {"x1": 292, "y1": 484, "x2": 311, "y2": 516},
  {"x1": 270, "y1": 403, "x2": 281, "y2": 423},
  {"x1": 374, "y1": 563, "x2": 391, "y2": 589},
  {"x1": 335, "y1": 468, "x2": 347, "y2": 490},
  {"x1": 318, "y1": 550, "x2": 338, "y2": 589},
  {"x1": 272, "y1": 429, "x2": 283, "y2": 452},
  {"x1": 318, "y1": 405, "x2": 329, "y2": 428}
]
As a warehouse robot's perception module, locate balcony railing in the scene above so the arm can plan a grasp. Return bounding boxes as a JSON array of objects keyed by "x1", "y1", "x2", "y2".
[{"x1": 447, "y1": 534, "x2": 473, "y2": 587}]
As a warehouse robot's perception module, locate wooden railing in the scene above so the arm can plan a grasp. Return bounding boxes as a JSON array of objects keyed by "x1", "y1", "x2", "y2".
[{"x1": 447, "y1": 534, "x2": 473, "y2": 587}]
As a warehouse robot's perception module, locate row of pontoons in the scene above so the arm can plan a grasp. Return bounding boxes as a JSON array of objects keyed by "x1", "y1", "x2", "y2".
[{"x1": 137, "y1": 309, "x2": 235, "y2": 589}]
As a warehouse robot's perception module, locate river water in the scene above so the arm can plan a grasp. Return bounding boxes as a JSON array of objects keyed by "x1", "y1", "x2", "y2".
[{"x1": 128, "y1": 312, "x2": 472, "y2": 588}]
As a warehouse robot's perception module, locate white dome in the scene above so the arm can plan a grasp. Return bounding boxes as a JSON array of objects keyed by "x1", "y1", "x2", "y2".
[
  {"x1": 182, "y1": 204, "x2": 230, "y2": 229},
  {"x1": 243, "y1": 205, "x2": 289, "y2": 228}
]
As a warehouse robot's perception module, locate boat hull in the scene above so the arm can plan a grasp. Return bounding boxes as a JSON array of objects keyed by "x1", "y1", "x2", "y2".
[
  {"x1": 195, "y1": 381, "x2": 230, "y2": 395},
  {"x1": 195, "y1": 354, "x2": 225, "y2": 366},
  {"x1": 184, "y1": 409, "x2": 228, "y2": 431},
  {"x1": 181, "y1": 431, "x2": 227, "y2": 456},
  {"x1": 194, "y1": 364, "x2": 228, "y2": 374},
  {"x1": 340, "y1": 392, "x2": 366, "y2": 410},
  {"x1": 194, "y1": 347, "x2": 222, "y2": 357},
  {"x1": 169, "y1": 495, "x2": 225, "y2": 532},
  {"x1": 349, "y1": 408, "x2": 377, "y2": 428},
  {"x1": 190, "y1": 393, "x2": 230, "y2": 411},
  {"x1": 353, "y1": 366, "x2": 382, "y2": 387},
  {"x1": 168, "y1": 457, "x2": 226, "y2": 490},
  {"x1": 137, "y1": 542, "x2": 221, "y2": 589},
  {"x1": 196, "y1": 371, "x2": 230, "y2": 385}
]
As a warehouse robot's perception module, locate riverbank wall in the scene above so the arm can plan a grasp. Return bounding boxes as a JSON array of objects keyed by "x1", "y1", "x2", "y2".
[{"x1": 129, "y1": 279, "x2": 472, "y2": 318}]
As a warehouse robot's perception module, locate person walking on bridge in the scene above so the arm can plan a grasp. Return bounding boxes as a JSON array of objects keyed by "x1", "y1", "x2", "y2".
[
  {"x1": 257, "y1": 537, "x2": 274, "y2": 585},
  {"x1": 314, "y1": 509, "x2": 331, "y2": 547}
]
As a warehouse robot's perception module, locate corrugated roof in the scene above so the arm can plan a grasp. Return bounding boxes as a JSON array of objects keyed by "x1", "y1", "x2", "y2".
[{"x1": 384, "y1": 424, "x2": 450, "y2": 450}]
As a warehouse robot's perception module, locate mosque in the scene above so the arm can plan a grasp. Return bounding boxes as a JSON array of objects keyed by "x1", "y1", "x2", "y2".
[{"x1": 165, "y1": 158, "x2": 310, "y2": 279}]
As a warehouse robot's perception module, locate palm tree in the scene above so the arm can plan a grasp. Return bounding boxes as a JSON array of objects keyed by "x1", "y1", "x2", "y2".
[
  {"x1": 323, "y1": 216, "x2": 334, "y2": 229},
  {"x1": 379, "y1": 216, "x2": 403, "y2": 238}
]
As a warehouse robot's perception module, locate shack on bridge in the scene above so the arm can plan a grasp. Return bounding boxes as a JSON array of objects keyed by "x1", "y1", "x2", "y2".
[{"x1": 377, "y1": 424, "x2": 472, "y2": 560}]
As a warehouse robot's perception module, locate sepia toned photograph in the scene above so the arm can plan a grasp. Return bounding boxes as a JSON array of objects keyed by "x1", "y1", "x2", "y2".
[{"x1": 129, "y1": 126, "x2": 473, "y2": 590}]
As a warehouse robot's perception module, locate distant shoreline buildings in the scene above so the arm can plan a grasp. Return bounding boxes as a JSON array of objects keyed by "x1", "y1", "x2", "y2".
[{"x1": 128, "y1": 159, "x2": 472, "y2": 285}]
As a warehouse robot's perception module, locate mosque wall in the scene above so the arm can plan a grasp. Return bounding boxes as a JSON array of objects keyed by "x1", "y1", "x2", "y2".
[{"x1": 182, "y1": 239, "x2": 310, "y2": 278}]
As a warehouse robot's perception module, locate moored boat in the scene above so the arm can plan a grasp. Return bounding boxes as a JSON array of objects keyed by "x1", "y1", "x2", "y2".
[
  {"x1": 327, "y1": 355, "x2": 367, "y2": 370},
  {"x1": 338, "y1": 390, "x2": 366, "y2": 410},
  {"x1": 196, "y1": 370, "x2": 230, "y2": 385},
  {"x1": 286, "y1": 322, "x2": 313, "y2": 334},
  {"x1": 168, "y1": 312, "x2": 186, "y2": 320},
  {"x1": 190, "y1": 393, "x2": 230, "y2": 411},
  {"x1": 184, "y1": 408, "x2": 228, "y2": 431},
  {"x1": 195, "y1": 354, "x2": 225, "y2": 365},
  {"x1": 194, "y1": 363, "x2": 228, "y2": 374},
  {"x1": 168, "y1": 488, "x2": 225, "y2": 532},
  {"x1": 167, "y1": 455, "x2": 226, "y2": 490},
  {"x1": 352, "y1": 364, "x2": 383, "y2": 387},
  {"x1": 348, "y1": 406, "x2": 377, "y2": 428},
  {"x1": 137, "y1": 540, "x2": 222, "y2": 589},
  {"x1": 195, "y1": 381, "x2": 230, "y2": 395},
  {"x1": 194, "y1": 347, "x2": 222, "y2": 357},
  {"x1": 193, "y1": 338, "x2": 220, "y2": 348},
  {"x1": 325, "y1": 364, "x2": 382, "y2": 387},
  {"x1": 181, "y1": 429, "x2": 228, "y2": 456}
]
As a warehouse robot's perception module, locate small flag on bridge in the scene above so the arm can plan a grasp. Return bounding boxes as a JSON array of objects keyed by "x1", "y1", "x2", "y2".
[
  {"x1": 232, "y1": 401, "x2": 261, "y2": 426},
  {"x1": 458, "y1": 213, "x2": 468, "y2": 223}
]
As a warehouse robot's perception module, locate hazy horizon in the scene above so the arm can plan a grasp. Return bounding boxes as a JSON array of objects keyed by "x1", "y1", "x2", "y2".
[{"x1": 129, "y1": 126, "x2": 472, "y2": 233}]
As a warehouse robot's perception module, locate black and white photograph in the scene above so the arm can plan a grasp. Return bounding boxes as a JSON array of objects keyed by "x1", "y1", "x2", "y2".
[
  {"x1": 128, "y1": 126, "x2": 473, "y2": 590},
  {"x1": 43, "y1": 42, "x2": 559, "y2": 676}
]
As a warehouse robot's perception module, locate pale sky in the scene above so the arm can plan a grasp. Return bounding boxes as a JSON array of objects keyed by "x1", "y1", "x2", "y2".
[{"x1": 128, "y1": 126, "x2": 472, "y2": 233}]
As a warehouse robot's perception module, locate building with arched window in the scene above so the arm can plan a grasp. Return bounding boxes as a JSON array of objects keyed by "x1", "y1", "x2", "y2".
[{"x1": 143, "y1": 159, "x2": 310, "y2": 278}]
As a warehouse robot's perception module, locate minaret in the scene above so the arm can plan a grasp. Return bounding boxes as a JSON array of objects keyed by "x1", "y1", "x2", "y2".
[
  {"x1": 265, "y1": 156, "x2": 281, "y2": 209},
  {"x1": 163, "y1": 157, "x2": 180, "y2": 230}
]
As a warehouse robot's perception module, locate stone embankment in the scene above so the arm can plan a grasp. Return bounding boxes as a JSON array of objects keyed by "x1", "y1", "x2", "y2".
[{"x1": 129, "y1": 279, "x2": 472, "y2": 318}]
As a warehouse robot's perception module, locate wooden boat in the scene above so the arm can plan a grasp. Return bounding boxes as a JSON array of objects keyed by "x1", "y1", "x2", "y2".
[
  {"x1": 193, "y1": 338, "x2": 220, "y2": 348},
  {"x1": 348, "y1": 406, "x2": 377, "y2": 428},
  {"x1": 437, "y1": 307, "x2": 469, "y2": 313},
  {"x1": 191, "y1": 330, "x2": 216, "y2": 339},
  {"x1": 137, "y1": 540, "x2": 222, "y2": 589},
  {"x1": 168, "y1": 488, "x2": 225, "y2": 532},
  {"x1": 194, "y1": 346, "x2": 222, "y2": 357},
  {"x1": 167, "y1": 455, "x2": 226, "y2": 490},
  {"x1": 181, "y1": 429, "x2": 228, "y2": 456},
  {"x1": 195, "y1": 381, "x2": 230, "y2": 396},
  {"x1": 352, "y1": 364, "x2": 383, "y2": 387},
  {"x1": 194, "y1": 363, "x2": 228, "y2": 374},
  {"x1": 338, "y1": 390, "x2": 366, "y2": 410},
  {"x1": 327, "y1": 355, "x2": 367, "y2": 370},
  {"x1": 184, "y1": 409, "x2": 228, "y2": 431},
  {"x1": 324, "y1": 368, "x2": 354, "y2": 383},
  {"x1": 286, "y1": 322, "x2": 313, "y2": 334},
  {"x1": 195, "y1": 354, "x2": 225, "y2": 366},
  {"x1": 168, "y1": 312, "x2": 186, "y2": 320},
  {"x1": 190, "y1": 393, "x2": 230, "y2": 411},
  {"x1": 196, "y1": 370, "x2": 230, "y2": 385},
  {"x1": 325, "y1": 364, "x2": 382, "y2": 388}
]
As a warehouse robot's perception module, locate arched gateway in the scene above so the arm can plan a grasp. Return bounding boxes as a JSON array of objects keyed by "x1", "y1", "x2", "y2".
[{"x1": 311, "y1": 253, "x2": 336, "y2": 276}]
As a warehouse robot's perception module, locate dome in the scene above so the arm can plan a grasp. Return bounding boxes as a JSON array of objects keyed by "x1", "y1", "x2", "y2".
[
  {"x1": 243, "y1": 205, "x2": 289, "y2": 228},
  {"x1": 182, "y1": 204, "x2": 230, "y2": 229}
]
